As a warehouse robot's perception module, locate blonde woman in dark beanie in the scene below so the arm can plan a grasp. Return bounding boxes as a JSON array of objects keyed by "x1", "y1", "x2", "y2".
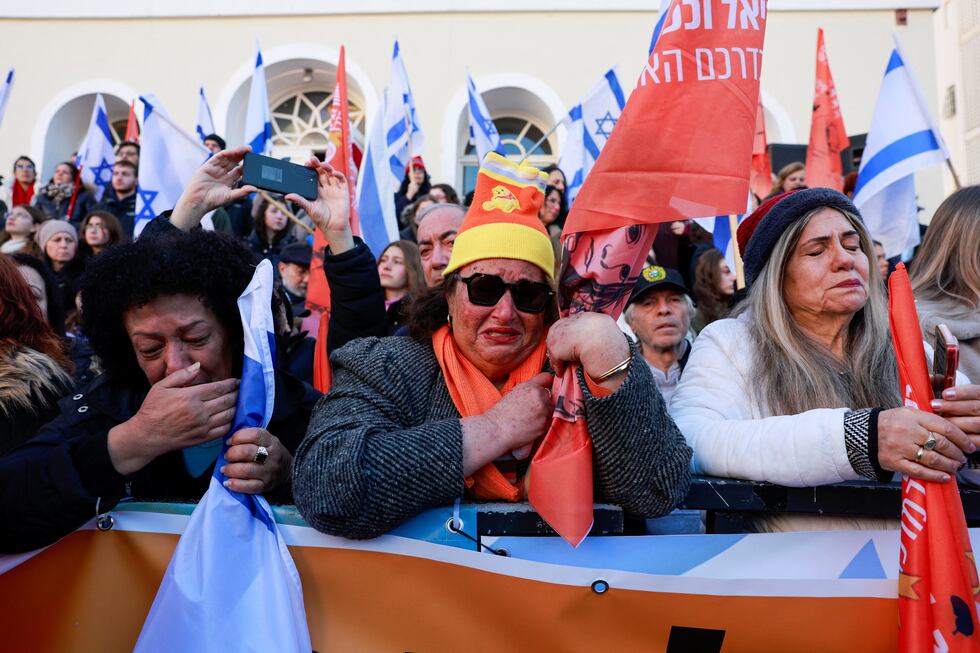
[
  {"x1": 671, "y1": 188, "x2": 980, "y2": 531},
  {"x1": 291, "y1": 153, "x2": 692, "y2": 540}
]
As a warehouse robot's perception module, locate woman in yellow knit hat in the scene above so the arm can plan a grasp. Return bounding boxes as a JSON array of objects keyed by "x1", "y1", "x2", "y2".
[{"x1": 292, "y1": 153, "x2": 692, "y2": 540}]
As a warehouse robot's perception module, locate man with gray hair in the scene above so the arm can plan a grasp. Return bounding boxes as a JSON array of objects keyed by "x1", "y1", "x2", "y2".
[
  {"x1": 623, "y1": 266, "x2": 694, "y2": 404},
  {"x1": 414, "y1": 203, "x2": 465, "y2": 287}
]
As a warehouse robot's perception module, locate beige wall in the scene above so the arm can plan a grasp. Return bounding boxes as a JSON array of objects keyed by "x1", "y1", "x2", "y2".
[{"x1": 0, "y1": 5, "x2": 950, "y2": 218}]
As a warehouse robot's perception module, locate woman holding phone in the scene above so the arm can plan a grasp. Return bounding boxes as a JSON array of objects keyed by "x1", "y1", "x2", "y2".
[{"x1": 671, "y1": 188, "x2": 980, "y2": 530}]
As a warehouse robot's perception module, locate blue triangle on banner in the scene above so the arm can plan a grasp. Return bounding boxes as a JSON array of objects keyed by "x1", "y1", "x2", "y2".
[{"x1": 839, "y1": 538, "x2": 887, "y2": 579}]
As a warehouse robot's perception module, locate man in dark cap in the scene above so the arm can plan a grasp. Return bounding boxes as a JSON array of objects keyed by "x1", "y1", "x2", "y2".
[
  {"x1": 623, "y1": 266, "x2": 693, "y2": 404},
  {"x1": 277, "y1": 241, "x2": 312, "y2": 323},
  {"x1": 203, "y1": 134, "x2": 227, "y2": 154}
]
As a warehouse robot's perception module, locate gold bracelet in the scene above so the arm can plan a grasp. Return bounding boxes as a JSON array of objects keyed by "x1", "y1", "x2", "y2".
[{"x1": 592, "y1": 355, "x2": 632, "y2": 382}]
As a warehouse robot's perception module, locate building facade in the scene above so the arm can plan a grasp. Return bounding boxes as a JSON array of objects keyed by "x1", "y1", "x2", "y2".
[{"x1": 0, "y1": 0, "x2": 954, "y2": 216}]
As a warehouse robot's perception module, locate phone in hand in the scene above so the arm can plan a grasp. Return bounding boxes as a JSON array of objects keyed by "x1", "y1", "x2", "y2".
[
  {"x1": 933, "y1": 324, "x2": 959, "y2": 398},
  {"x1": 241, "y1": 152, "x2": 318, "y2": 201}
]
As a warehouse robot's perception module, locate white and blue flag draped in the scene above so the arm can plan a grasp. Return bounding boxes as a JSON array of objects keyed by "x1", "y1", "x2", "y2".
[
  {"x1": 384, "y1": 40, "x2": 425, "y2": 187},
  {"x1": 357, "y1": 98, "x2": 399, "y2": 258},
  {"x1": 694, "y1": 215, "x2": 744, "y2": 274},
  {"x1": 466, "y1": 73, "x2": 502, "y2": 162},
  {"x1": 75, "y1": 93, "x2": 116, "y2": 202},
  {"x1": 558, "y1": 67, "x2": 626, "y2": 205},
  {"x1": 135, "y1": 259, "x2": 312, "y2": 653},
  {"x1": 196, "y1": 86, "x2": 216, "y2": 143},
  {"x1": 853, "y1": 35, "x2": 949, "y2": 258},
  {"x1": 244, "y1": 43, "x2": 272, "y2": 155},
  {"x1": 0, "y1": 68, "x2": 14, "y2": 130},
  {"x1": 134, "y1": 95, "x2": 210, "y2": 237}
]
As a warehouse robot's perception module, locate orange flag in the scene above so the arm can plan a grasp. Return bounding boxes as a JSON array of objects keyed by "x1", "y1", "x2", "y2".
[
  {"x1": 563, "y1": 1, "x2": 768, "y2": 235},
  {"x1": 125, "y1": 100, "x2": 140, "y2": 143},
  {"x1": 805, "y1": 28, "x2": 849, "y2": 191},
  {"x1": 750, "y1": 96, "x2": 772, "y2": 199},
  {"x1": 307, "y1": 45, "x2": 359, "y2": 392},
  {"x1": 889, "y1": 263, "x2": 980, "y2": 652},
  {"x1": 530, "y1": 0, "x2": 769, "y2": 546}
]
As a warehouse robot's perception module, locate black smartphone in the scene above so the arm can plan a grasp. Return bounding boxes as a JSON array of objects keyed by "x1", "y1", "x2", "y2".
[
  {"x1": 242, "y1": 152, "x2": 318, "y2": 201},
  {"x1": 933, "y1": 324, "x2": 959, "y2": 398}
]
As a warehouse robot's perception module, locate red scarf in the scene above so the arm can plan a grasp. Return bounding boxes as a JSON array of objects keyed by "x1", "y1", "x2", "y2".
[
  {"x1": 431, "y1": 325, "x2": 547, "y2": 501},
  {"x1": 11, "y1": 182, "x2": 34, "y2": 207}
]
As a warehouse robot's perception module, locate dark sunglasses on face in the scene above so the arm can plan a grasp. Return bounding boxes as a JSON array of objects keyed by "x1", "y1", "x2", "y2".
[{"x1": 458, "y1": 273, "x2": 555, "y2": 314}]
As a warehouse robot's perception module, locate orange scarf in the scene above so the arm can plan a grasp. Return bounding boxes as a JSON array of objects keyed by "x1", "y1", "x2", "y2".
[{"x1": 431, "y1": 324, "x2": 547, "y2": 501}]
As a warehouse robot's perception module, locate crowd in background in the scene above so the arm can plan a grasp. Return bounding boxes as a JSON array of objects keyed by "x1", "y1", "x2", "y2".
[{"x1": 2, "y1": 134, "x2": 980, "y2": 552}]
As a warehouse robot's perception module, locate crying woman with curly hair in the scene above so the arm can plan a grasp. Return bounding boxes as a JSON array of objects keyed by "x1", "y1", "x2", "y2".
[{"x1": 0, "y1": 224, "x2": 320, "y2": 554}]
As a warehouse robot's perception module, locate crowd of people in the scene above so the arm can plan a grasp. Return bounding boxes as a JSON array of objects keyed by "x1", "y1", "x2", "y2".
[{"x1": 1, "y1": 136, "x2": 980, "y2": 553}]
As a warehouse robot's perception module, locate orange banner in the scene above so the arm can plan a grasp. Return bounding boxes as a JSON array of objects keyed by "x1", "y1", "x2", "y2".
[{"x1": 889, "y1": 263, "x2": 980, "y2": 652}]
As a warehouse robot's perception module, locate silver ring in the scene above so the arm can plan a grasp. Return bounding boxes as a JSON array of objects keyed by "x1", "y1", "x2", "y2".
[
  {"x1": 924, "y1": 432, "x2": 938, "y2": 451},
  {"x1": 253, "y1": 445, "x2": 269, "y2": 465},
  {"x1": 915, "y1": 446, "x2": 925, "y2": 462}
]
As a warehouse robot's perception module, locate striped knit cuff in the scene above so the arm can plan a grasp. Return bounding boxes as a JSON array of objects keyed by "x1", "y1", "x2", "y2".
[{"x1": 845, "y1": 408, "x2": 888, "y2": 481}]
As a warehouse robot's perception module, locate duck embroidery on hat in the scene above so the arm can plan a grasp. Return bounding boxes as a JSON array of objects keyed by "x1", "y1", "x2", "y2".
[{"x1": 482, "y1": 186, "x2": 521, "y2": 213}]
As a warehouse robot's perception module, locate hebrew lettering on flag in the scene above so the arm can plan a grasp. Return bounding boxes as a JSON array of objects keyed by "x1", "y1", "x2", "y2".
[
  {"x1": 530, "y1": 0, "x2": 768, "y2": 547},
  {"x1": 805, "y1": 28, "x2": 849, "y2": 191},
  {"x1": 888, "y1": 263, "x2": 980, "y2": 653}
]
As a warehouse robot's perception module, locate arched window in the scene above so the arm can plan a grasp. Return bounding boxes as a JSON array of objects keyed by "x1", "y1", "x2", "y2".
[
  {"x1": 455, "y1": 85, "x2": 561, "y2": 196},
  {"x1": 459, "y1": 115, "x2": 554, "y2": 195},
  {"x1": 269, "y1": 89, "x2": 365, "y2": 163}
]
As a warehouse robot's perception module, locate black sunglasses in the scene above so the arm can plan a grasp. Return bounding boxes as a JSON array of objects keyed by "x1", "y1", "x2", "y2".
[{"x1": 457, "y1": 273, "x2": 555, "y2": 314}]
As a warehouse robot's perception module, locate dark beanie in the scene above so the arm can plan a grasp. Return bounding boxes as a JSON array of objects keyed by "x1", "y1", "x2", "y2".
[{"x1": 737, "y1": 187, "x2": 862, "y2": 285}]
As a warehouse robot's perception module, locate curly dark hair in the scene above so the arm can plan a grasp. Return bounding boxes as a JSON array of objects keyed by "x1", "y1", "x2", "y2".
[
  {"x1": 79, "y1": 228, "x2": 263, "y2": 383},
  {"x1": 408, "y1": 272, "x2": 559, "y2": 340}
]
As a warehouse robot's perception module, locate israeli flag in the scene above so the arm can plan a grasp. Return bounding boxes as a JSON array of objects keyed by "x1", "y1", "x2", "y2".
[
  {"x1": 196, "y1": 86, "x2": 216, "y2": 144},
  {"x1": 135, "y1": 259, "x2": 312, "y2": 653},
  {"x1": 384, "y1": 40, "x2": 425, "y2": 187},
  {"x1": 558, "y1": 67, "x2": 626, "y2": 205},
  {"x1": 75, "y1": 93, "x2": 116, "y2": 202},
  {"x1": 244, "y1": 43, "x2": 272, "y2": 155},
  {"x1": 0, "y1": 68, "x2": 13, "y2": 130},
  {"x1": 694, "y1": 215, "x2": 744, "y2": 274},
  {"x1": 357, "y1": 97, "x2": 399, "y2": 258},
  {"x1": 134, "y1": 95, "x2": 210, "y2": 237},
  {"x1": 466, "y1": 73, "x2": 502, "y2": 162},
  {"x1": 853, "y1": 35, "x2": 949, "y2": 258},
  {"x1": 648, "y1": 0, "x2": 673, "y2": 55}
]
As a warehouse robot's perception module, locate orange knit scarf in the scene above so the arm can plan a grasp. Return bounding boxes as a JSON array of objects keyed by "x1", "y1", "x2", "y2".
[{"x1": 431, "y1": 324, "x2": 547, "y2": 501}]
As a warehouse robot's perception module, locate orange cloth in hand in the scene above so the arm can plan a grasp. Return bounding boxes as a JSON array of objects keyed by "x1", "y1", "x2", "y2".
[{"x1": 431, "y1": 324, "x2": 548, "y2": 501}]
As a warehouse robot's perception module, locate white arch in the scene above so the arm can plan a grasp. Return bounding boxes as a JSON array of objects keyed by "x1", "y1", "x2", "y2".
[
  {"x1": 760, "y1": 88, "x2": 797, "y2": 144},
  {"x1": 30, "y1": 78, "x2": 139, "y2": 179},
  {"x1": 440, "y1": 72, "x2": 567, "y2": 185},
  {"x1": 213, "y1": 43, "x2": 380, "y2": 148}
]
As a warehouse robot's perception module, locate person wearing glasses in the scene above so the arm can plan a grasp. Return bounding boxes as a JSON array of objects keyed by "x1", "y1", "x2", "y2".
[
  {"x1": 290, "y1": 153, "x2": 693, "y2": 540},
  {"x1": 0, "y1": 156, "x2": 38, "y2": 214}
]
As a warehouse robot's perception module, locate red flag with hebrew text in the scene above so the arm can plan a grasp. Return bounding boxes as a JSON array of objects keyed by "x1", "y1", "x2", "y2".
[
  {"x1": 889, "y1": 263, "x2": 980, "y2": 653},
  {"x1": 307, "y1": 45, "x2": 359, "y2": 392},
  {"x1": 529, "y1": 0, "x2": 768, "y2": 546},
  {"x1": 805, "y1": 28, "x2": 849, "y2": 191}
]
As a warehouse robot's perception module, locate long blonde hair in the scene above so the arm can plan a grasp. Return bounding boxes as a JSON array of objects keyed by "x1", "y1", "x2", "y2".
[
  {"x1": 910, "y1": 185, "x2": 980, "y2": 318},
  {"x1": 738, "y1": 208, "x2": 900, "y2": 415}
]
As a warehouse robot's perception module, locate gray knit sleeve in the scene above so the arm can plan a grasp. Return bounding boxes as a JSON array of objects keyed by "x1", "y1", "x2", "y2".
[
  {"x1": 578, "y1": 340, "x2": 693, "y2": 518},
  {"x1": 291, "y1": 337, "x2": 466, "y2": 540}
]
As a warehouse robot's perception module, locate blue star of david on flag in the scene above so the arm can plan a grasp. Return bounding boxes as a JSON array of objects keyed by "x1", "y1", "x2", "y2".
[
  {"x1": 594, "y1": 111, "x2": 618, "y2": 139},
  {"x1": 90, "y1": 157, "x2": 114, "y2": 190},
  {"x1": 136, "y1": 187, "x2": 159, "y2": 221},
  {"x1": 76, "y1": 94, "x2": 117, "y2": 201}
]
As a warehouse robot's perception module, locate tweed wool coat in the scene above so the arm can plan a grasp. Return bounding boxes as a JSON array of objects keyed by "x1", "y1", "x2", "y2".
[{"x1": 293, "y1": 335, "x2": 693, "y2": 540}]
